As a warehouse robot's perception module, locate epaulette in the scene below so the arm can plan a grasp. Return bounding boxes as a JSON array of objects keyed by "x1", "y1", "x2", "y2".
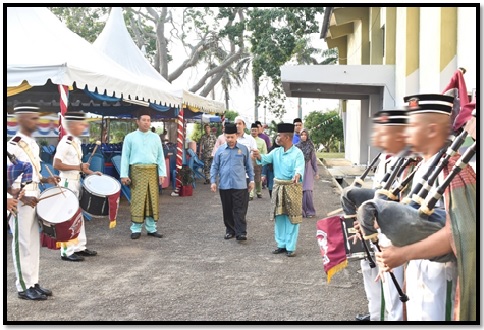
[
  {"x1": 9, "y1": 136, "x2": 22, "y2": 145},
  {"x1": 66, "y1": 136, "x2": 73, "y2": 144}
]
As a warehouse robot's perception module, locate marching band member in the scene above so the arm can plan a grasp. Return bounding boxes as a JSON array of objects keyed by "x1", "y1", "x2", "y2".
[
  {"x1": 7, "y1": 103, "x2": 60, "y2": 301},
  {"x1": 376, "y1": 94, "x2": 476, "y2": 321},
  {"x1": 53, "y1": 111, "x2": 101, "y2": 262},
  {"x1": 346, "y1": 109, "x2": 409, "y2": 321}
]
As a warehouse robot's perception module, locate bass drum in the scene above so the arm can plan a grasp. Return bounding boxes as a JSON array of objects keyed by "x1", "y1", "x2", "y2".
[
  {"x1": 80, "y1": 174, "x2": 121, "y2": 217},
  {"x1": 36, "y1": 187, "x2": 82, "y2": 242}
]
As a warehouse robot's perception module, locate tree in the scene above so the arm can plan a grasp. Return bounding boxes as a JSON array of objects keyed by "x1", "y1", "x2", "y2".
[
  {"x1": 248, "y1": 7, "x2": 326, "y2": 120},
  {"x1": 49, "y1": 7, "x2": 327, "y2": 120},
  {"x1": 222, "y1": 109, "x2": 239, "y2": 123},
  {"x1": 304, "y1": 110, "x2": 343, "y2": 152},
  {"x1": 190, "y1": 122, "x2": 203, "y2": 142}
]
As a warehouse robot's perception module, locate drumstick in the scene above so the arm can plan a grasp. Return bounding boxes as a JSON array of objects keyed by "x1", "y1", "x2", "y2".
[
  {"x1": 86, "y1": 141, "x2": 102, "y2": 164},
  {"x1": 37, "y1": 190, "x2": 65, "y2": 201},
  {"x1": 44, "y1": 165, "x2": 66, "y2": 198}
]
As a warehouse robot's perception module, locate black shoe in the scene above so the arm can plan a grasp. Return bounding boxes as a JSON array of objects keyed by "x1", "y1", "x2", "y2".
[
  {"x1": 131, "y1": 232, "x2": 141, "y2": 239},
  {"x1": 355, "y1": 313, "x2": 371, "y2": 321},
  {"x1": 224, "y1": 233, "x2": 235, "y2": 239},
  {"x1": 257, "y1": 193, "x2": 262, "y2": 198},
  {"x1": 286, "y1": 251, "x2": 296, "y2": 257},
  {"x1": 147, "y1": 231, "x2": 163, "y2": 238},
  {"x1": 75, "y1": 249, "x2": 97, "y2": 257},
  {"x1": 34, "y1": 284, "x2": 52, "y2": 296},
  {"x1": 236, "y1": 234, "x2": 247, "y2": 241},
  {"x1": 18, "y1": 287, "x2": 47, "y2": 300},
  {"x1": 61, "y1": 254, "x2": 85, "y2": 262},
  {"x1": 272, "y1": 247, "x2": 287, "y2": 254},
  {"x1": 204, "y1": 179, "x2": 210, "y2": 184}
]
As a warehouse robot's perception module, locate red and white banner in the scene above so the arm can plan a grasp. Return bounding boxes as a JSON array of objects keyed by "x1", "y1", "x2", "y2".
[{"x1": 316, "y1": 216, "x2": 348, "y2": 283}]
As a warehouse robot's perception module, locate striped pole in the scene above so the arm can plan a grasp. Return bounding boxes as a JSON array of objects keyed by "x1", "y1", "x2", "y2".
[
  {"x1": 58, "y1": 84, "x2": 69, "y2": 140},
  {"x1": 175, "y1": 107, "x2": 185, "y2": 191}
]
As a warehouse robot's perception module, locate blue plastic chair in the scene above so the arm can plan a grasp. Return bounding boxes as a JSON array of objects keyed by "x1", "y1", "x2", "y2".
[
  {"x1": 186, "y1": 148, "x2": 205, "y2": 183},
  {"x1": 88, "y1": 153, "x2": 105, "y2": 173},
  {"x1": 111, "y1": 155, "x2": 131, "y2": 203}
]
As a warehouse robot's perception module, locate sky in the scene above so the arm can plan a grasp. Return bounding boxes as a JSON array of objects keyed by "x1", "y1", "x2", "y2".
[{"x1": 165, "y1": 7, "x2": 340, "y2": 125}]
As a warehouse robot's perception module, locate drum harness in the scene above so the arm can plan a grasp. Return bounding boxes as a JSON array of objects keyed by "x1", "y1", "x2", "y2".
[
  {"x1": 9, "y1": 136, "x2": 43, "y2": 190},
  {"x1": 62, "y1": 136, "x2": 84, "y2": 184}
]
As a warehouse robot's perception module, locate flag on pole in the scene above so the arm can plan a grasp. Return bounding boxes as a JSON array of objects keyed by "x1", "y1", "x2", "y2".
[
  {"x1": 316, "y1": 216, "x2": 348, "y2": 283},
  {"x1": 441, "y1": 68, "x2": 473, "y2": 132}
]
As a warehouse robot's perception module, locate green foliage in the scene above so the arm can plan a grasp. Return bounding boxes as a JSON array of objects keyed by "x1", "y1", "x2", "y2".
[
  {"x1": 247, "y1": 7, "x2": 326, "y2": 118},
  {"x1": 178, "y1": 165, "x2": 195, "y2": 186},
  {"x1": 190, "y1": 122, "x2": 203, "y2": 142},
  {"x1": 38, "y1": 138, "x2": 49, "y2": 147},
  {"x1": 49, "y1": 7, "x2": 109, "y2": 43},
  {"x1": 89, "y1": 119, "x2": 138, "y2": 143},
  {"x1": 223, "y1": 110, "x2": 239, "y2": 123},
  {"x1": 256, "y1": 82, "x2": 287, "y2": 120},
  {"x1": 304, "y1": 110, "x2": 344, "y2": 152}
]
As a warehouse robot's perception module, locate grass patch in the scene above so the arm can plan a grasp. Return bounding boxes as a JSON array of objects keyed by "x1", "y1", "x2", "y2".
[{"x1": 317, "y1": 152, "x2": 344, "y2": 159}]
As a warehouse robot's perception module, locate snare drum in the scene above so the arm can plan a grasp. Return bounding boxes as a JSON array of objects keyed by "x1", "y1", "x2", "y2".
[
  {"x1": 340, "y1": 217, "x2": 374, "y2": 261},
  {"x1": 37, "y1": 187, "x2": 82, "y2": 242},
  {"x1": 80, "y1": 175, "x2": 121, "y2": 216}
]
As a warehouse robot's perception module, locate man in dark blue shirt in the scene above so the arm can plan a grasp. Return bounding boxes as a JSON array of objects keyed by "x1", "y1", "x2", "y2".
[{"x1": 210, "y1": 123, "x2": 254, "y2": 241}]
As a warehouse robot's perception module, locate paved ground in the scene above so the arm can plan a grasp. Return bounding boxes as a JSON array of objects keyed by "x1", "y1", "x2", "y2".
[{"x1": 5, "y1": 161, "x2": 368, "y2": 323}]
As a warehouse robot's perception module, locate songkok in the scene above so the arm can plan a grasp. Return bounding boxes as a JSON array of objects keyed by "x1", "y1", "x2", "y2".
[
  {"x1": 277, "y1": 123, "x2": 294, "y2": 133},
  {"x1": 372, "y1": 109, "x2": 408, "y2": 126},
  {"x1": 254, "y1": 121, "x2": 262, "y2": 126},
  {"x1": 14, "y1": 103, "x2": 41, "y2": 114},
  {"x1": 404, "y1": 94, "x2": 454, "y2": 115},
  {"x1": 137, "y1": 108, "x2": 152, "y2": 119},
  {"x1": 251, "y1": 123, "x2": 258, "y2": 129},
  {"x1": 224, "y1": 123, "x2": 237, "y2": 134},
  {"x1": 234, "y1": 116, "x2": 246, "y2": 124},
  {"x1": 293, "y1": 118, "x2": 302, "y2": 124},
  {"x1": 64, "y1": 111, "x2": 87, "y2": 121}
]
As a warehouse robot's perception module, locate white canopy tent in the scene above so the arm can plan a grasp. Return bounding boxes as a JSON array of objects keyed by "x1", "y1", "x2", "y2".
[
  {"x1": 7, "y1": 7, "x2": 182, "y2": 107},
  {"x1": 92, "y1": 7, "x2": 225, "y2": 114}
]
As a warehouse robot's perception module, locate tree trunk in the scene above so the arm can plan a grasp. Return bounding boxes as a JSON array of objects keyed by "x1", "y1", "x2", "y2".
[{"x1": 253, "y1": 76, "x2": 259, "y2": 122}]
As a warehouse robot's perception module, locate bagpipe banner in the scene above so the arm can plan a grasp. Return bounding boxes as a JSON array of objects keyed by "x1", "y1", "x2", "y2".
[{"x1": 316, "y1": 216, "x2": 348, "y2": 283}]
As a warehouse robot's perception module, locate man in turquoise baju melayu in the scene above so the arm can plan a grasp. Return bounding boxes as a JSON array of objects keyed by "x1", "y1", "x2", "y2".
[
  {"x1": 120, "y1": 110, "x2": 166, "y2": 239},
  {"x1": 252, "y1": 123, "x2": 305, "y2": 257}
]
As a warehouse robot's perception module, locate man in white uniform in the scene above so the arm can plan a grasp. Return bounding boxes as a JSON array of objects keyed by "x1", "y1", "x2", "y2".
[
  {"x1": 7, "y1": 103, "x2": 60, "y2": 300},
  {"x1": 54, "y1": 111, "x2": 102, "y2": 261}
]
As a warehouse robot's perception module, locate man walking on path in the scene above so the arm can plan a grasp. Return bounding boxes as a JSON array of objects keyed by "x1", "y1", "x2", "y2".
[
  {"x1": 252, "y1": 123, "x2": 305, "y2": 257},
  {"x1": 210, "y1": 123, "x2": 254, "y2": 241}
]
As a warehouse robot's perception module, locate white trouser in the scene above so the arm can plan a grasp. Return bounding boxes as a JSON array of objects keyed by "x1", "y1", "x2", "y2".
[
  {"x1": 9, "y1": 187, "x2": 41, "y2": 292},
  {"x1": 59, "y1": 178, "x2": 87, "y2": 256},
  {"x1": 406, "y1": 259, "x2": 457, "y2": 321},
  {"x1": 382, "y1": 266, "x2": 404, "y2": 321},
  {"x1": 361, "y1": 259, "x2": 383, "y2": 321}
]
